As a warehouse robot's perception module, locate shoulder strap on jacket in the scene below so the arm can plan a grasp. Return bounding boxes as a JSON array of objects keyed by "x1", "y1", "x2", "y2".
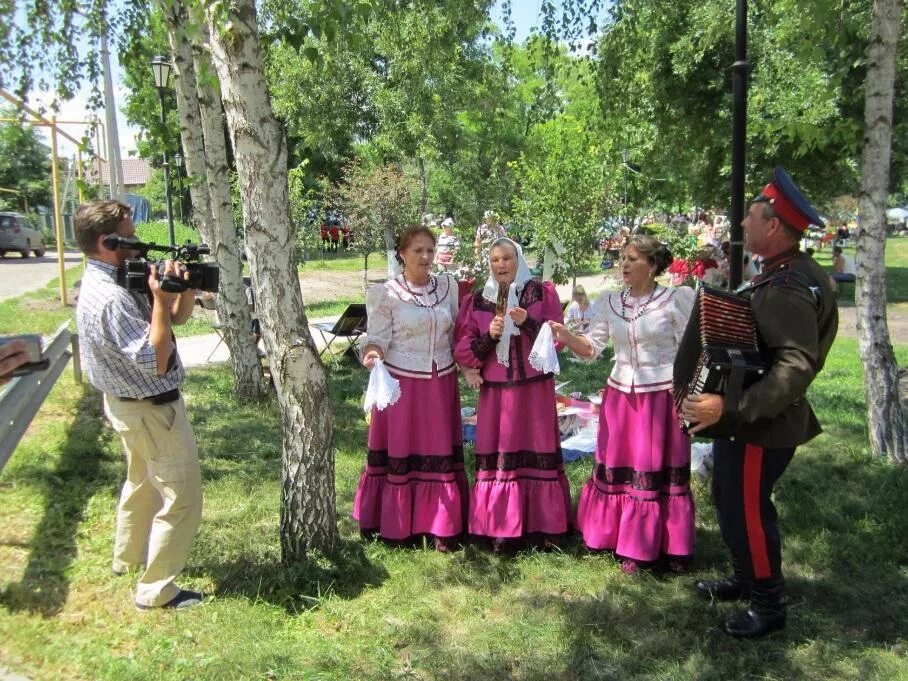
[{"x1": 736, "y1": 265, "x2": 820, "y2": 306}]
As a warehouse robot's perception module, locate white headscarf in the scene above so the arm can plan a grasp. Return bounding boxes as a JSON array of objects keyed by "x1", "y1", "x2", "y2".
[{"x1": 481, "y1": 238, "x2": 534, "y2": 366}]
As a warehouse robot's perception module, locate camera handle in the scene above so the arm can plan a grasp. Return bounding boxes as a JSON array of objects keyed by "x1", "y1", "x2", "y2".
[{"x1": 160, "y1": 274, "x2": 189, "y2": 293}]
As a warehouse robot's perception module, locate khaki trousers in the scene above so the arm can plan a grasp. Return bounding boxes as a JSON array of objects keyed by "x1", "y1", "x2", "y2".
[{"x1": 104, "y1": 394, "x2": 203, "y2": 607}]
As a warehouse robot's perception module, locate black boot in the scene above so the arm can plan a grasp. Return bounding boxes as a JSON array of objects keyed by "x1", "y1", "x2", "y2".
[
  {"x1": 723, "y1": 579, "x2": 787, "y2": 638},
  {"x1": 695, "y1": 576, "x2": 749, "y2": 601},
  {"x1": 695, "y1": 567, "x2": 751, "y2": 601}
]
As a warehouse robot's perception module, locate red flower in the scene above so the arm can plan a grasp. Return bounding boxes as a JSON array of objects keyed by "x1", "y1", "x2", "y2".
[
  {"x1": 691, "y1": 258, "x2": 719, "y2": 280},
  {"x1": 668, "y1": 258, "x2": 690, "y2": 276}
]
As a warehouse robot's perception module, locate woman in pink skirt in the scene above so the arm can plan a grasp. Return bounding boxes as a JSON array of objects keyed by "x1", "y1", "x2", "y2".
[
  {"x1": 551, "y1": 234, "x2": 696, "y2": 573},
  {"x1": 454, "y1": 237, "x2": 571, "y2": 551},
  {"x1": 353, "y1": 226, "x2": 467, "y2": 551}
]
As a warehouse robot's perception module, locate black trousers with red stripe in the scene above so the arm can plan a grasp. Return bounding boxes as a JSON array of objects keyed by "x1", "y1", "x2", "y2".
[{"x1": 712, "y1": 439, "x2": 795, "y2": 584}]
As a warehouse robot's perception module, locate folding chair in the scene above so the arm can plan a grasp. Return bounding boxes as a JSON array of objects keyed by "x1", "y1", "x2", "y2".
[
  {"x1": 313, "y1": 303, "x2": 367, "y2": 360},
  {"x1": 196, "y1": 293, "x2": 228, "y2": 361}
]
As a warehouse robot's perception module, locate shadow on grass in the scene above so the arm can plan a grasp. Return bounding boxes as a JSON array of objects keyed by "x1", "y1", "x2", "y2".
[
  {"x1": 196, "y1": 537, "x2": 388, "y2": 614},
  {"x1": 390, "y1": 542, "x2": 906, "y2": 680},
  {"x1": 774, "y1": 450, "x2": 908, "y2": 642},
  {"x1": 184, "y1": 363, "x2": 387, "y2": 614},
  {"x1": 884, "y1": 265, "x2": 908, "y2": 303},
  {"x1": 0, "y1": 388, "x2": 117, "y2": 616}
]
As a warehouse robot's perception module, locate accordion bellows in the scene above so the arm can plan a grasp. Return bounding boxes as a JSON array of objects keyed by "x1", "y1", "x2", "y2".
[{"x1": 672, "y1": 285, "x2": 769, "y2": 435}]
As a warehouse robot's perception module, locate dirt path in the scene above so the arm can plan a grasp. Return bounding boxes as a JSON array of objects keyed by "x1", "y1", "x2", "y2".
[{"x1": 298, "y1": 266, "x2": 389, "y2": 306}]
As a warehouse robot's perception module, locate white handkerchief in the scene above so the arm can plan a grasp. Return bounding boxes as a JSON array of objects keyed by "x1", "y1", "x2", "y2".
[
  {"x1": 363, "y1": 359, "x2": 401, "y2": 413},
  {"x1": 528, "y1": 322, "x2": 560, "y2": 375}
]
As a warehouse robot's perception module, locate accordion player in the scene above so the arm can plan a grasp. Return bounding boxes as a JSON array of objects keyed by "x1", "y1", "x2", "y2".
[{"x1": 672, "y1": 284, "x2": 769, "y2": 437}]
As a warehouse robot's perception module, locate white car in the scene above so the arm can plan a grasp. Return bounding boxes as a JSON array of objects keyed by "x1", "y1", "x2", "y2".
[{"x1": 0, "y1": 212, "x2": 46, "y2": 258}]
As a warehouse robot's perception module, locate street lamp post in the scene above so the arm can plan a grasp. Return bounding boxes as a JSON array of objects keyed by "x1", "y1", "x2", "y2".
[
  {"x1": 151, "y1": 55, "x2": 176, "y2": 246},
  {"x1": 621, "y1": 148, "x2": 629, "y2": 228},
  {"x1": 728, "y1": 0, "x2": 749, "y2": 289},
  {"x1": 173, "y1": 152, "x2": 184, "y2": 223}
]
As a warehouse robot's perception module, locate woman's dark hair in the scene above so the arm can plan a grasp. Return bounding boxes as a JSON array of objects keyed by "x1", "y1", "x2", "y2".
[
  {"x1": 626, "y1": 234, "x2": 673, "y2": 276},
  {"x1": 395, "y1": 226, "x2": 436, "y2": 265}
]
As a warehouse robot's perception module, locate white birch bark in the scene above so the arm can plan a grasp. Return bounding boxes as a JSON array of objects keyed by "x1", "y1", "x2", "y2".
[
  {"x1": 856, "y1": 0, "x2": 906, "y2": 463},
  {"x1": 159, "y1": 0, "x2": 266, "y2": 400},
  {"x1": 206, "y1": 0, "x2": 338, "y2": 555},
  {"x1": 194, "y1": 42, "x2": 267, "y2": 399}
]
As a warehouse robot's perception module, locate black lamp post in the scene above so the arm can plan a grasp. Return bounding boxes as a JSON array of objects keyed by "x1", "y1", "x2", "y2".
[
  {"x1": 151, "y1": 55, "x2": 176, "y2": 246},
  {"x1": 173, "y1": 152, "x2": 184, "y2": 223},
  {"x1": 728, "y1": 0, "x2": 748, "y2": 289}
]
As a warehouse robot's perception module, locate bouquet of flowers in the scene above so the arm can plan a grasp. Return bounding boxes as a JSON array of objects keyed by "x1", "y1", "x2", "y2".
[{"x1": 664, "y1": 233, "x2": 720, "y2": 286}]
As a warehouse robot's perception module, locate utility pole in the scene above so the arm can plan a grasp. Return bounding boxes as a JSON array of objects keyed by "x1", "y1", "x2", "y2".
[{"x1": 100, "y1": 32, "x2": 124, "y2": 199}]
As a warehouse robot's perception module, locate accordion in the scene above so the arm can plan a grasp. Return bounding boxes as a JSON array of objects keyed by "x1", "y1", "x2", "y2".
[{"x1": 672, "y1": 284, "x2": 769, "y2": 436}]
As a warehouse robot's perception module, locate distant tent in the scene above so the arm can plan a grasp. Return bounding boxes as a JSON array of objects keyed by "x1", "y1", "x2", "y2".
[
  {"x1": 124, "y1": 194, "x2": 151, "y2": 223},
  {"x1": 885, "y1": 207, "x2": 908, "y2": 222}
]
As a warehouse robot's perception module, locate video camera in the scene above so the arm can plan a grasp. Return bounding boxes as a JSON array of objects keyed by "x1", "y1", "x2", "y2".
[{"x1": 103, "y1": 235, "x2": 220, "y2": 294}]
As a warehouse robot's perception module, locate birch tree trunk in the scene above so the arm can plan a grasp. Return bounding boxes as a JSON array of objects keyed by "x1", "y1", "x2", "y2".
[
  {"x1": 194, "y1": 41, "x2": 267, "y2": 400},
  {"x1": 856, "y1": 0, "x2": 906, "y2": 463},
  {"x1": 159, "y1": 0, "x2": 266, "y2": 401},
  {"x1": 206, "y1": 0, "x2": 338, "y2": 555}
]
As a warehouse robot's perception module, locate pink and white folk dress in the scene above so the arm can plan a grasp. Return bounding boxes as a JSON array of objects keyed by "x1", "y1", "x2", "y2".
[
  {"x1": 574, "y1": 284, "x2": 696, "y2": 567},
  {"x1": 353, "y1": 273, "x2": 468, "y2": 544}
]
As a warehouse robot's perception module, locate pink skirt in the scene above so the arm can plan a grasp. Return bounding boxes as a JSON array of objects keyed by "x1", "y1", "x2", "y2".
[
  {"x1": 353, "y1": 367, "x2": 468, "y2": 541},
  {"x1": 469, "y1": 377, "x2": 572, "y2": 539},
  {"x1": 575, "y1": 387, "x2": 694, "y2": 563}
]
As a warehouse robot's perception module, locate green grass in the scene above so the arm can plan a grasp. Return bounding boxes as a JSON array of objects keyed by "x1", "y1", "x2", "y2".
[
  {"x1": 878, "y1": 236, "x2": 908, "y2": 302},
  {"x1": 813, "y1": 236, "x2": 908, "y2": 305},
  {"x1": 0, "y1": 263, "x2": 82, "y2": 335},
  {"x1": 304, "y1": 250, "x2": 385, "y2": 273},
  {"x1": 1, "y1": 332, "x2": 907, "y2": 679},
  {"x1": 135, "y1": 220, "x2": 202, "y2": 247},
  {"x1": 2, "y1": 238, "x2": 908, "y2": 680}
]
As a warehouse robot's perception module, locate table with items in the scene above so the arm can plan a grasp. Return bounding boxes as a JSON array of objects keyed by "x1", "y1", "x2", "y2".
[{"x1": 461, "y1": 388, "x2": 601, "y2": 463}]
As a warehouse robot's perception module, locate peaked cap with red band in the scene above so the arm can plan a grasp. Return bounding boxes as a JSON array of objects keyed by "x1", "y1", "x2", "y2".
[{"x1": 753, "y1": 166, "x2": 824, "y2": 231}]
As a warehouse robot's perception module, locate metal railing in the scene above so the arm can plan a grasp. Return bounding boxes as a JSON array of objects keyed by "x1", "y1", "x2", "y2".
[{"x1": 0, "y1": 323, "x2": 77, "y2": 471}]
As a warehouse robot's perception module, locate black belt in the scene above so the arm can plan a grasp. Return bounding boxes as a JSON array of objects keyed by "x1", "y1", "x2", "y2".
[{"x1": 119, "y1": 388, "x2": 180, "y2": 405}]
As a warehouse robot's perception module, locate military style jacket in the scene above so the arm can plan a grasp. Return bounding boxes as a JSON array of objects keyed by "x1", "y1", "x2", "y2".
[{"x1": 717, "y1": 247, "x2": 838, "y2": 448}]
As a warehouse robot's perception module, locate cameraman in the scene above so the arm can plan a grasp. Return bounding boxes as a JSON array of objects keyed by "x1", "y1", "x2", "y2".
[{"x1": 74, "y1": 200, "x2": 203, "y2": 610}]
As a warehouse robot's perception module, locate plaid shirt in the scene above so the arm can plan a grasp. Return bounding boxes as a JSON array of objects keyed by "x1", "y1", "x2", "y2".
[{"x1": 76, "y1": 259, "x2": 184, "y2": 398}]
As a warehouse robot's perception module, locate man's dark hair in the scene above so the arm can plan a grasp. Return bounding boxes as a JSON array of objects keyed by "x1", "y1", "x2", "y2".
[{"x1": 74, "y1": 200, "x2": 132, "y2": 255}]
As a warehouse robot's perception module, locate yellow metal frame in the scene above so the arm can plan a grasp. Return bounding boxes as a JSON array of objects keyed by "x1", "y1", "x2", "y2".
[{"x1": 0, "y1": 89, "x2": 108, "y2": 306}]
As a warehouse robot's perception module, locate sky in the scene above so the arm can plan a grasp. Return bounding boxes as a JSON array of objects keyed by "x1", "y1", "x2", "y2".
[
  {"x1": 19, "y1": 0, "x2": 606, "y2": 163},
  {"x1": 494, "y1": 0, "x2": 545, "y2": 42},
  {"x1": 493, "y1": 0, "x2": 608, "y2": 44}
]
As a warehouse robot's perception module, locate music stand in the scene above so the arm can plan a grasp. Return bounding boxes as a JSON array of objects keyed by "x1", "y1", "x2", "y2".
[{"x1": 313, "y1": 303, "x2": 367, "y2": 360}]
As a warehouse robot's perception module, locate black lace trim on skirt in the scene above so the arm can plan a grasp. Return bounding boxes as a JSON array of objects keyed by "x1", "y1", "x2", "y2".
[
  {"x1": 475, "y1": 449, "x2": 564, "y2": 472},
  {"x1": 593, "y1": 464, "x2": 690, "y2": 490},
  {"x1": 366, "y1": 447, "x2": 465, "y2": 475}
]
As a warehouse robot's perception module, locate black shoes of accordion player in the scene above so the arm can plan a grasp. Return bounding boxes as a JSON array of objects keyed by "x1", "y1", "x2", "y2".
[
  {"x1": 723, "y1": 606, "x2": 787, "y2": 638},
  {"x1": 695, "y1": 576, "x2": 750, "y2": 601}
]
